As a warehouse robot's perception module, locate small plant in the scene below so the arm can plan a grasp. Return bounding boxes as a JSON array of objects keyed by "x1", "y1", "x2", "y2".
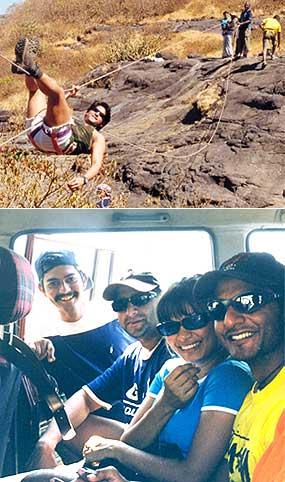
[{"x1": 103, "y1": 32, "x2": 162, "y2": 62}]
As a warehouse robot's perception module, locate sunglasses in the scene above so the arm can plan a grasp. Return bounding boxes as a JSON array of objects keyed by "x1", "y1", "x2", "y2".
[
  {"x1": 156, "y1": 313, "x2": 209, "y2": 337},
  {"x1": 112, "y1": 291, "x2": 158, "y2": 312},
  {"x1": 207, "y1": 291, "x2": 279, "y2": 321},
  {"x1": 92, "y1": 107, "x2": 106, "y2": 119}
]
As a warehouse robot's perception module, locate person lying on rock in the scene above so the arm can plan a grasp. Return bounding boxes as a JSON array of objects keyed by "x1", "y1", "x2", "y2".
[{"x1": 11, "y1": 37, "x2": 111, "y2": 191}]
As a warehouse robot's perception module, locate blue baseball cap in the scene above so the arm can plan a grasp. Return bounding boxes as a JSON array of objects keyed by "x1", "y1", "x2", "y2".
[
  {"x1": 195, "y1": 252, "x2": 285, "y2": 302},
  {"x1": 35, "y1": 250, "x2": 93, "y2": 290}
]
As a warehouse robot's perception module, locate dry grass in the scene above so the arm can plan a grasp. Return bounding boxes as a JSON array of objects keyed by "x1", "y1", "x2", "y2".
[
  {"x1": 0, "y1": 148, "x2": 131, "y2": 207},
  {"x1": 156, "y1": 0, "x2": 284, "y2": 20},
  {"x1": 103, "y1": 31, "x2": 163, "y2": 62},
  {"x1": 165, "y1": 30, "x2": 221, "y2": 58}
]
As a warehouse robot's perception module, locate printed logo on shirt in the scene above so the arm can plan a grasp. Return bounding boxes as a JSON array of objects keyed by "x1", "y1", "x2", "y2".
[
  {"x1": 125, "y1": 382, "x2": 139, "y2": 401},
  {"x1": 227, "y1": 430, "x2": 250, "y2": 482},
  {"x1": 124, "y1": 406, "x2": 137, "y2": 417}
]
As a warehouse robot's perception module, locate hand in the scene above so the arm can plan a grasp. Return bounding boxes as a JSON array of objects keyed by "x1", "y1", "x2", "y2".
[
  {"x1": 65, "y1": 84, "x2": 80, "y2": 99},
  {"x1": 25, "y1": 440, "x2": 60, "y2": 470},
  {"x1": 59, "y1": 466, "x2": 129, "y2": 482},
  {"x1": 161, "y1": 363, "x2": 200, "y2": 409},
  {"x1": 50, "y1": 467, "x2": 99, "y2": 482},
  {"x1": 82, "y1": 436, "x2": 123, "y2": 466},
  {"x1": 68, "y1": 176, "x2": 85, "y2": 191},
  {"x1": 29, "y1": 338, "x2": 56, "y2": 362},
  {"x1": 88, "y1": 466, "x2": 129, "y2": 482}
]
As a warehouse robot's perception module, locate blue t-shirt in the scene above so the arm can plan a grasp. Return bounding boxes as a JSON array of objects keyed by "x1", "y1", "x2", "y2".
[
  {"x1": 43, "y1": 319, "x2": 133, "y2": 420},
  {"x1": 149, "y1": 358, "x2": 253, "y2": 459},
  {"x1": 239, "y1": 9, "x2": 253, "y2": 29},
  {"x1": 220, "y1": 18, "x2": 235, "y2": 35},
  {"x1": 86, "y1": 339, "x2": 175, "y2": 423}
]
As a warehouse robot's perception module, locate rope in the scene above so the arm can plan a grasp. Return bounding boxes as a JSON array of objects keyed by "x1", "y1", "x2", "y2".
[
  {"x1": 0, "y1": 107, "x2": 46, "y2": 149},
  {"x1": 0, "y1": 51, "x2": 31, "y2": 75},
  {"x1": 0, "y1": 126, "x2": 32, "y2": 149},
  {"x1": 105, "y1": 57, "x2": 233, "y2": 161}
]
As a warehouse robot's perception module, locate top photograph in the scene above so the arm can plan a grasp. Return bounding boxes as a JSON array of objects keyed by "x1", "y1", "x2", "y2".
[{"x1": 0, "y1": 0, "x2": 284, "y2": 208}]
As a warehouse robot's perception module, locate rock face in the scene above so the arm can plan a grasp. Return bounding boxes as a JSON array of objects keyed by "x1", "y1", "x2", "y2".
[
  {"x1": 14, "y1": 55, "x2": 285, "y2": 207},
  {"x1": 0, "y1": 109, "x2": 12, "y2": 133}
]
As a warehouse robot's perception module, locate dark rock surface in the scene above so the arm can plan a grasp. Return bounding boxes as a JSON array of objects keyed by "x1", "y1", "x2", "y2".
[
  {"x1": 0, "y1": 109, "x2": 12, "y2": 133},
  {"x1": 12, "y1": 54, "x2": 285, "y2": 207}
]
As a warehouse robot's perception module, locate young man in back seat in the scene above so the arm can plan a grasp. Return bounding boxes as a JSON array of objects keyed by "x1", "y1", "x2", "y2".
[{"x1": 32, "y1": 250, "x2": 133, "y2": 423}]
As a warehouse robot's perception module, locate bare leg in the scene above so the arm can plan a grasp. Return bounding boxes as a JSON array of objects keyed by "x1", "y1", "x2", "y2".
[
  {"x1": 271, "y1": 39, "x2": 276, "y2": 58},
  {"x1": 65, "y1": 414, "x2": 125, "y2": 455},
  {"x1": 262, "y1": 36, "x2": 267, "y2": 64},
  {"x1": 25, "y1": 75, "x2": 47, "y2": 118},
  {"x1": 35, "y1": 73, "x2": 72, "y2": 126}
]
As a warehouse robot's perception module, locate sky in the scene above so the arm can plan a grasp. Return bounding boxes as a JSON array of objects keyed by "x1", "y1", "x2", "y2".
[{"x1": 0, "y1": 0, "x2": 23, "y2": 14}]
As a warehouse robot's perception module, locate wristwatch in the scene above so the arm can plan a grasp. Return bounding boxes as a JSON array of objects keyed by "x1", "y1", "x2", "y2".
[{"x1": 82, "y1": 176, "x2": 88, "y2": 185}]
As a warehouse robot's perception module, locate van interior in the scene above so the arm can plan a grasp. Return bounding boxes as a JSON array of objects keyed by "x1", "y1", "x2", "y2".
[{"x1": 0, "y1": 207, "x2": 284, "y2": 480}]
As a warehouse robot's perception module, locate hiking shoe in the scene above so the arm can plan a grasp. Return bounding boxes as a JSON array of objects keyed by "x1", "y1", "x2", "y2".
[
  {"x1": 11, "y1": 37, "x2": 42, "y2": 77},
  {"x1": 262, "y1": 61, "x2": 267, "y2": 69}
]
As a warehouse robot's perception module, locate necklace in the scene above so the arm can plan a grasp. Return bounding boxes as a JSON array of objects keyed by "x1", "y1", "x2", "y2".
[{"x1": 254, "y1": 362, "x2": 284, "y2": 392}]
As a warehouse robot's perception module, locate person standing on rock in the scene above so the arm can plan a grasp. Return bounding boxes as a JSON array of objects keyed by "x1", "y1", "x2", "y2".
[
  {"x1": 234, "y1": 2, "x2": 253, "y2": 59},
  {"x1": 220, "y1": 11, "x2": 236, "y2": 58},
  {"x1": 11, "y1": 37, "x2": 111, "y2": 191},
  {"x1": 259, "y1": 15, "x2": 282, "y2": 68}
]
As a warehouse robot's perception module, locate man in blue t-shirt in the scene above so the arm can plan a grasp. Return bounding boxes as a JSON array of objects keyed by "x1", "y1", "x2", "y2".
[
  {"x1": 27, "y1": 271, "x2": 174, "y2": 470},
  {"x1": 234, "y1": 2, "x2": 253, "y2": 59},
  {"x1": 31, "y1": 250, "x2": 133, "y2": 422}
]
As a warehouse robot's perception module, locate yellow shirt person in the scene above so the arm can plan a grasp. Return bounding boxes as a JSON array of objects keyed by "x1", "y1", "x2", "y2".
[
  {"x1": 261, "y1": 17, "x2": 282, "y2": 34},
  {"x1": 260, "y1": 15, "x2": 282, "y2": 67},
  {"x1": 226, "y1": 368, "x2": 285, "y2": 481}
]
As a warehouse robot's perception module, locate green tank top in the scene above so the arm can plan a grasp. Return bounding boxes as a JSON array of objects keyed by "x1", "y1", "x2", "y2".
[{"x1": 70, "y1": 118, "x2": 94, "y2": 154}]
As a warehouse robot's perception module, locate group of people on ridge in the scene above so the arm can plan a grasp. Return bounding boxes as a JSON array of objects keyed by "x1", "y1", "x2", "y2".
[
  {"x1": 0, "y1": 244, "x2": 283, "y2": 482},
  {"x1": 220, "y1": 3, "x2": 282, "y2": 68}
]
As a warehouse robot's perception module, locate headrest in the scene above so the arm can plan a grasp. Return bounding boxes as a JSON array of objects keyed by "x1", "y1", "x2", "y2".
[{"x1": 0, "y1": 247, "x2": 35, "y2": 324}]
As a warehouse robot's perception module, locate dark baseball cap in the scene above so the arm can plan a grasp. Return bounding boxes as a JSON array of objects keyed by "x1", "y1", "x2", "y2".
[
  {"x1": 0, "y1": 247, "x2": 35, "y2": 324},
  {"x1": 35, "y1": 250, "x2": 93, "y2": 290},
  {"x1": 194, "y1": 252, "x2": 285, "y2": 301},
  {"x1": 103, "y1": 272, "x2": 160, "y2": 301}
]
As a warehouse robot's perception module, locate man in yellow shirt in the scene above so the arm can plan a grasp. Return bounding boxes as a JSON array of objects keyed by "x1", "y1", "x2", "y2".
[
  {"x1": 195, "y1": 252, "x2": 285, "y2": 482},
  {"x1": 260, "y1": 15, "x2": 282, "y2": 67}
]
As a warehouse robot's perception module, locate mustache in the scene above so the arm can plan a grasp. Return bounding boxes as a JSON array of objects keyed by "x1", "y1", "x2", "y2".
[{"x1": 54, "y1": 292, "x2": 76, "y2": 302}]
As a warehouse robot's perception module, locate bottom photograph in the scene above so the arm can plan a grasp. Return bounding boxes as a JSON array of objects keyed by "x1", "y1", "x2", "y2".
[{"x1": 0, "y1": 208, "x2": 284, "y2": 482}]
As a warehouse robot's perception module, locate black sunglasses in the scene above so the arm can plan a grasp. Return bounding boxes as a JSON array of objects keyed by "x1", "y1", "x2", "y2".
[
  {"x1": 207, "y1": 291, "x2": 279, "y2": 321},
  {"x1": 112, "y1": 291, "x2": 158, "y2": 312},
  {"x1": 156, "y1": 313, "x2": 209, "y2": 337},
  {"x1": 93, "y1": 107, "x2": 106, "y2": 119}
]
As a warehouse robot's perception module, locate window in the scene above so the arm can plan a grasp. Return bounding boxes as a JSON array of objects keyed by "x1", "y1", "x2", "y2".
[
  {"x1": 247, "y1": 229, "x2": 285, "y2": 264},
  {"x1": 13, "y1": 229, "x2": 214, "y2": 340}
]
